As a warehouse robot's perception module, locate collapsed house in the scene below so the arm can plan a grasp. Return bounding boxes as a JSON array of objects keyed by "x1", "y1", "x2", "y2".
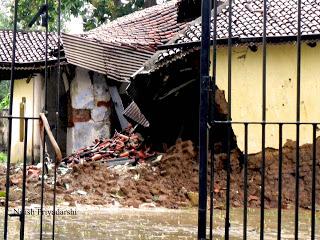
[
  {"x1": 3, "y1": 0, "x2": 320, "y2": 161},
  {"x1": 128, "y1": 0, "x2": 320, "y2": 153},
  {"x1": 61, "y1": 0, "x2": 208, "y2": 154},
  {"x1": 1, "y1": 0, "x2": 320, "y2": 211},
  {"x1": 0, "y1": 0, "x2": 206, "y2": 162}
]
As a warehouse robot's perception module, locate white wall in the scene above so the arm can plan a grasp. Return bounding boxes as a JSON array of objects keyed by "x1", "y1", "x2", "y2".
[{"x1": 67, "y1": 67, "x2": 111, "y2": 155}]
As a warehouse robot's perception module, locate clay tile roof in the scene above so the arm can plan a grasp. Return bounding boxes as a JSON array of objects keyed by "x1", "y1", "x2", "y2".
[
  {"x1": 77, "y1": 0, "x2": 185, "y2": 51},
  {"x1": 0, "y1": 30, "x2": 63, "y2": 70},
  {"x1": 62, "y1": 0, "x2": 192, "y2": 81},
  {"x1": 155, "y1": 0, "x2": 320, "y2": 65},
  {"x1": 184, "y1": 0, "x2": 320, "y2": 41}
]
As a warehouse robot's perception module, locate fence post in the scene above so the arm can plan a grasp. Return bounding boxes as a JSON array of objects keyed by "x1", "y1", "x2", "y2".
[{"x1": 198, "y1": 0, "x2": 211, "y2": 238}]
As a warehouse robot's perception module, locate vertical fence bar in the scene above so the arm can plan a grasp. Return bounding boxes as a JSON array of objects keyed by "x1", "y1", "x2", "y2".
[
  {"x1": 260, "y1": 0, "x2": 268, "y2": 239},
  {"x1": 210, "y1": 0, "x2": 218, "y2": 122},
  {"x1": 311, "y1": 124, "x2": 317, "y2": 240},
  {"x1": 277, "y1": 123, "x2": 283, "y2": 240},
  {"x1": 209, "y1": 146, "x2": 214, "y2": 240},
  {"x1": 40, "y1": 1, "x2": 49, "y2": 239},
  {"x1": 243, "y1": 123, "x2": 248, "y2": 240},
  {"x1": 295, "y1": 0, "x2": 302, "y2": 239},
  {"x1": 39, "y1": 117, "x2": 47, "y2": 238},
  {"x1": 225, "y1": 123, "x2": 231, "y2": 239},
  {"x1": 20, "y1": 118, "x2": 28, "y2": 240},
  {"x1": 209, "y1": 0, "x2": 218, "y2": 239},
  {"x1": 52, "y1": 0, "x2": 62, "y2": 238},
  {"x1": 40, "y1": 133, "x2": 46, "y2": 240},
  {"x1": 261, "y1": 123, "x2": 266, "y2": 240},
  {"x1": 4, "y1": 0, "x2": 19, "y2": 238},
  {"x1": 198, "y1": 0, "x2": 211, "y2": 238},
  {"x1": 225, "y1": 0, "x2": 232, "y2": 238}
]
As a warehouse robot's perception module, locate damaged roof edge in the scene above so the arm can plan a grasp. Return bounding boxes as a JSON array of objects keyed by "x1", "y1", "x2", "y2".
[
  {"x1": 136, "y1": 1, "x2": 229, "y2": 75},
  {"x1": 62, "y1": 33, "x2": 153, "y2": 83}
]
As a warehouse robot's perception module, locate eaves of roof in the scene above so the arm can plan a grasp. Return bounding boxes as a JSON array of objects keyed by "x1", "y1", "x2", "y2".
[
  {"x1": 158, "y1": 33, "x2": 320, "y2": 50},
  {"x1": 140, "y1": 0, "x2": 320, "y2": 74},
  {"x1": 62, "y1": 33, "x2": 154, "y2": 82}
]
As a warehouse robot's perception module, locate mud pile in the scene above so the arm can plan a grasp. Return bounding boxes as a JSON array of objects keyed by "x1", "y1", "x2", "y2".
[
  {"x1": 53, "y1": 140, "x2": 199, "y2": 208},
  {"x1": 212, "y1": 138, "x2": 320, "y2": 209},
  {"x1": 0, "y1": 138, "x2": 319, "y2": 209},
  {"x1": 0, "y1": 140, "x2": 200, "y2": 208}
]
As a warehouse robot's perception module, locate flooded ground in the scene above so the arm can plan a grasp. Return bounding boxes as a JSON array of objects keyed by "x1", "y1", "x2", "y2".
[{"x1": 0, "y1": 206, "x2": 319, "y2": 239}]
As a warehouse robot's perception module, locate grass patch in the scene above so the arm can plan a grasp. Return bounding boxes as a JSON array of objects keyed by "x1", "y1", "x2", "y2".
[{"x1": 0, "y1": 152, "x2": 7, "y2": 163}]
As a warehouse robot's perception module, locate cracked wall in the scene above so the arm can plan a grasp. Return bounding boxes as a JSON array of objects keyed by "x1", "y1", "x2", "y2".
[
  {"x1": 212, "y1": 43, "x2": 320, "y2": 153},
  {"x1": 67, "y1": 67, "x2": 111, "y2": 155}
]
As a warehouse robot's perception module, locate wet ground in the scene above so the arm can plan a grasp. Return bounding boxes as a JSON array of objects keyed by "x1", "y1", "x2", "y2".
[{"x1": 0, "y1": 206, "x2": 319, "y2": 239}]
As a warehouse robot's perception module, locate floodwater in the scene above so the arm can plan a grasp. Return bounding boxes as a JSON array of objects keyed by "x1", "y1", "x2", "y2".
[{"x1": 0, "y1": 206, "x2": 319, "y2": 239}]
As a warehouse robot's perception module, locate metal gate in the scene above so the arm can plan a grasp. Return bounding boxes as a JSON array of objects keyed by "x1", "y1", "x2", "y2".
[
  {"x1": 198, "y1": 0, "x2": 318, "y2": 239},
  {"x1": 3, "y1": 0, "x2": 62, "y2": 239}
]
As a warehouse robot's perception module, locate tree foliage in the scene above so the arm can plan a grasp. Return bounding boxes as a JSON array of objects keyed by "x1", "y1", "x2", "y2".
[
  {"x1": 1, "y1": 0, "x2": 158, "y2": 31},
  {"x1": 0, "y1": 15, "x2": 11, "y2": 29},
  {"x1": 0, "y1": 81, "x2": 10, "y2": 110},
  {"x1": 82, "y1": 0, "x2": 147, "y2": 30}
]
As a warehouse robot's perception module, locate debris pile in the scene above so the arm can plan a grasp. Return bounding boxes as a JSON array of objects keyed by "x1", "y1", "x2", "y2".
[
  {"x1": 56, "y1": 139, "x2": 199, "y2": 208},
  {"x1": 211, "y1": 138, "x2": 320, "y2": 209},
  {"x1": 0, "y1": 140, "x2": 200, "y2": 208},
  {"x1": 63, "y1": 129, "x2": 155, "y2": 165},
  {"x1": 0, "y1": 136, "x2": 319, "y2": 210}
]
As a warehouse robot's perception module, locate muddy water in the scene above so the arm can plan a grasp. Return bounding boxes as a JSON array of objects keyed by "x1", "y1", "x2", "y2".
[{"x1": 0, "y1": 206, "x2": 319, "y2": 239}]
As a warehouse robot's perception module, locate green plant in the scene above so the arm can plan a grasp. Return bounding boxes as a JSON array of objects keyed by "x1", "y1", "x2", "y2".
[
  {"x1": 0, "y1": 93, "x2": 9, "y2": 111},
  {"x1": 0, "y1": 152, "x2": 7, "y2": 163}
]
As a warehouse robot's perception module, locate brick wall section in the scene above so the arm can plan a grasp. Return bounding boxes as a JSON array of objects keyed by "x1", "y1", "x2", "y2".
[{"x1": 69, "y1": 108, "x2": 91, "y2": 126}]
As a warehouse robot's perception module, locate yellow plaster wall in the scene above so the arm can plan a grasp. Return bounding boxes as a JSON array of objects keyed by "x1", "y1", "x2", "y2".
[
  {"x1": 212, "y1": 43, "x2": 320, "y2": 153},
  {"x1": 10, "y1": 77, "x2": 41, "y2": 163}
]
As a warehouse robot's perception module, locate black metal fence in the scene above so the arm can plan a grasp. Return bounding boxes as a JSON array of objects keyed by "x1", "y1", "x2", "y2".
[
  {"x1": 2, "y1": 114, "x2": 61, "y2": 240},
  {"x1": 199, "y1": 0, "x2": 318, "y2": 239},
  {"x1": 3, "y1": 116, "x2": 39, "y2": 240},
  {"x1": 3, "y1": 0, "x2": 319, "y2": 239},
  {"x1": 3, "y1": 0, "x2": 61, "y2": 239}
]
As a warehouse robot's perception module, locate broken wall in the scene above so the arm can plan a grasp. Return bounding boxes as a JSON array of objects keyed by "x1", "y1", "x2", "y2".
[
  {"x1": 213, "y1": 43, "x2": 320, "y2": 153},
  {"x1": 67, "y1": 67, "x2": 112, "y2": 155},
  {"x1": 128, "y1": 51, "x2": 235, "y2": 151}
]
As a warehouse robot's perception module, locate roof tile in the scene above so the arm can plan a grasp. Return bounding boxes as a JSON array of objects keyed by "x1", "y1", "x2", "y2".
[
  {"x1": 78, "y1": 0, "x2": 187, "y2": 51},
  {"x1": 0, "y1": 30, "x2": 61, "y2": 65},
  {"x1": 157, "y1": 0, "x2": 320, "y2": 63}
]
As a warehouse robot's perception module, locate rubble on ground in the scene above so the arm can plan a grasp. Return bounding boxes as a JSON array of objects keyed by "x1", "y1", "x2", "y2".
[
  {"x1": 63, "y1": 127, "x2": 155, "y2": 165},
  {"x1": 0, "y1": 134, "x2": 319, "y2": 210},
  {"x1": 0, "y1": 138, "x2": 200, "y2": 208}
]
